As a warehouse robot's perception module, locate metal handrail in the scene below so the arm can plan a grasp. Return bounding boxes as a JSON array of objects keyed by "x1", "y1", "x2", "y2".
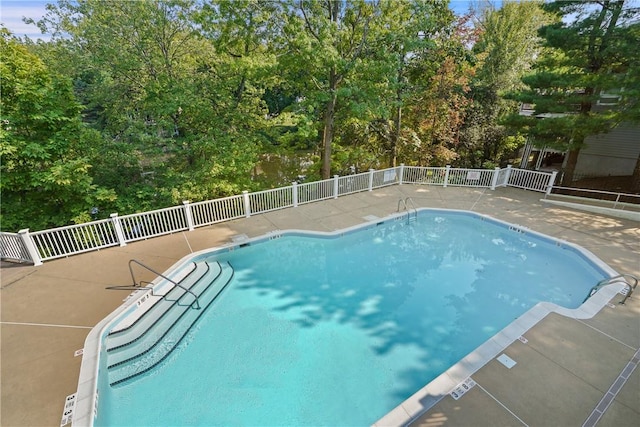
[
  {"x1": 545, "y1": 186, "x2": 640, "y2": 209},
  {"x1": 128, "y1": 259, "x2": 201, "y2": 309},
  {"x1": 584, "y1": 273, "x2": 638, "y2": 305},
  {"x1": 397, "y1": 197, "x2": 418, "y2": 223}
]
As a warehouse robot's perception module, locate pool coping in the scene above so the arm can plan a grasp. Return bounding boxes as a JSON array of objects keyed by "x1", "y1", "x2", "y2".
[{"x1": 71, "y1": 208, "x2": 623, "y2": 427}]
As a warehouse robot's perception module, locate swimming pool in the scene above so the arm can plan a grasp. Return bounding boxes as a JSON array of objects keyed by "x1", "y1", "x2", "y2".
[{"x1": 86, "y1": 209, "x2": 615, "y2": 426}]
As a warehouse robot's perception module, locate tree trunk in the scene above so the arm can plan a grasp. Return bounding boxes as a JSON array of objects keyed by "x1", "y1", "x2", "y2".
[
  {"x1": 562, "y1": 149, "x2": 580, "y2": 185},
  {"x1": 321, "y1": 89, "x2": 338, "y2": 179},
  {"x1": 390, "y1": 104, "x2": 401, "y2": 168},
  {"x1": 390, "y1": 62, "x2": 404, "y2": 168}
]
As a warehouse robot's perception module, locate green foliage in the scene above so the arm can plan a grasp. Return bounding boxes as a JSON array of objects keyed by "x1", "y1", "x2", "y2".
[
  {"x1": 0, "y1": 29, "x2": 116, "y2": 231},
  {"x1": 40, "y1": 0, "x2": 268, "y2": 203},
  {"x1": 5, "y1": 0, "x2": 635, "y2": 232},
  {"x1": 457, "y1": 1, "x2": 550, "y2": 167}
]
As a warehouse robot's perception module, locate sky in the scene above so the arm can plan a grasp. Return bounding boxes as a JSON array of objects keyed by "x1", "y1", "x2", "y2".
[
  {"x1": 1, "y1": 0, "x2": 50, "y2": 40},
  {"x1": 0, "y1": 0, "x2": 485, "y2": 42}
]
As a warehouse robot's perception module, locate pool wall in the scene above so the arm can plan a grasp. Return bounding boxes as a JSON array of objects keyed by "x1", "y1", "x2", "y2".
[{"x1": 72, "y1": 209, "x2": 622, "y2": 427}]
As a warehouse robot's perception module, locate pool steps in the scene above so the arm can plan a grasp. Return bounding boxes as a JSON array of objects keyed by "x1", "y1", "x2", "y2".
[
  {"x1": 107, "y1": 261, "x2": 212, "y2": 340},
  {"x1": 104, "y1": 261, "x2": 235, "y2": 386}
]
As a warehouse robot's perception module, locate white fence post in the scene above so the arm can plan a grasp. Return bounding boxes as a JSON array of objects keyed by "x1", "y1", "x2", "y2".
[
  {"x1": 443, "y1": 165, "x2": 451, "y2": 188},
  {"x1": 292, "y1": 182, "x2": 298, "y2": 207},
  {"x1": 398, "y1": 164, "x2": 405, "y2": 185},
  {"x1": 17, "y1": 229, "x2": 43, "y2": 266},
  {"x1": 490, "y1": 167, "x2": 500, "y2": 190},
  {"x1": 110, "y1": 214, "x2": 127, "y2": 246},
  {"x1": 243, "y1": 191, "x2": 251, "y2": 218},
  {"x1": 368, "y1": 169, "x2": 375, "y2": 191},
  {"x1": 183, "y1": 201, "x2": 195, "y2": 231},
  {"x1": 504, "y1": 165, "x2": 513, "y2": 186},
  {"x1": 546, "y1": 171, "x2": 558, "y2": 196},
  {"x1": 333, "y1": 175, "x2": 339, "y2": 199}
]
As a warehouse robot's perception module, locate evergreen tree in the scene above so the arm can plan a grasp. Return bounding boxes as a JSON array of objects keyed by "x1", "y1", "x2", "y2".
[{"x1": 506, "y1": 0, "x2": 640, "y2": 184}]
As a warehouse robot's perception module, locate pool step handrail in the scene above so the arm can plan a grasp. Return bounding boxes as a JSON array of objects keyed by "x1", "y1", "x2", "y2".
[
  {"x1": 106, "y1": 261, "x2": 198, "y2": 294},
  {"x1": 583, "y1": 273, "x2": 638, "y2": 305},
  {"x1": 129, "y1": 259, "x2": 201, "y2": 310},
  {"x1": 397, "y1": 197, "x2": 418, "y2": 223},
  {"x1": 109, "y1": 261, "x2": 236, "y2": 386},
  {"x1": 106, "y1": 262, "x2": 216, "y2": 345}
]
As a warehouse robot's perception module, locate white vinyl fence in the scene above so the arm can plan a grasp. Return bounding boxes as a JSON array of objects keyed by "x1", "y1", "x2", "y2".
[
  {"x1": 1, "y1": 165, "x2": 556, "y2": 265},
  {"x1": 0, "y1": 232, "x2": 33, "y2": 263},
  {"x1": 190, "y1": 195, "x2": 245, "y2": 227}
]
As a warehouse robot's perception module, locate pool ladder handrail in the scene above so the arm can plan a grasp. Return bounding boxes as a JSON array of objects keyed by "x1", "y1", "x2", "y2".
[
  {"x1": 584, "y1": 273, "x2": 638, "y2": 305},
  {"x1": 128, "y1": 259, "x2": 201, "y2": 310},
  {"x1": 397, "y1": 197, "x2": 418, "y2": 224}
]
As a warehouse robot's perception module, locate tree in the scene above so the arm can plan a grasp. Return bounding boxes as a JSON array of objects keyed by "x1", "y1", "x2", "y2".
[
  {"x1": 281, "y1": 0, "x2": 378, "y2": 179},
  {"x1": 458, "y1": 0, "x2": 549, "y2": 168},
  {"x1": 38, "y1": 0, "x2": 268, "y2": 207},
  {"x1": 506, "y1": 0, "x2": 640, "y2": 184},
  {"x1": 358, "y1": 0, "x2": 454, "y2": 168},
  {"x1": 400, "y1": 13, "x2": 476, "y2": 166},
  {"x1": 0, "y1": 29, "x2": 115, "y2": 231}
]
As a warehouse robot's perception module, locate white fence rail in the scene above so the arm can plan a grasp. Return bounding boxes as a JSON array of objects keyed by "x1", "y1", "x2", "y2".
[
  {"x1": 1, "y1": 165, "x2": 557, "y2": 265},
  {"x1": 31, "y1": 219, "x2": 120, "y2": 262},
  {"x1": 297, "y1": 178, "x2": 335, "y2": 204},
  {"x1": 0, "y1": 232, "x2": 32, "y2": 263},
  {"x1": 337, "y1": 173, "x2": 369, "y2": 196},
  {"x1": 401, "y1": 167, "x2": 446, "y2": 185},
  {"x1": 372, "y1": 168, "x2": 400, "y2": 188},
  {"x1": 507, "y1": 168, "x2": 553, "y2": 192},
  {"x1": 494, "y1": 167, "x2": 510, "y2": 188},
  {"x1": 118, "y1": 206, "x2": 188, "y2": 243},
  {"x1": 190, "y1": 195, "x2": 245, "y2": 227},
  {"x1": 248, "y1": 187, "x2": 294, "y2": 215}
]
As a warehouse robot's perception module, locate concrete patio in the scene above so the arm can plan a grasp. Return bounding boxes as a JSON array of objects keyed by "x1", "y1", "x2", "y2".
[{"x1": 1, "y1": 185, "x2": 638, "y2": 426}]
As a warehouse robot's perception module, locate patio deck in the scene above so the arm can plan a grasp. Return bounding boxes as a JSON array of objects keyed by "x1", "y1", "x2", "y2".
[{"x1": 1, "y1": 185, "x2": 638, "y2": 426}]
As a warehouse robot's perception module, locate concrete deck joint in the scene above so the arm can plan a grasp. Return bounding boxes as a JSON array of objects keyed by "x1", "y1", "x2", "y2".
[
  {"x1": 475, "y1": 381, "x2": 529, "y2": 427},
  {"x1": 577, "y1": 317, "x2": 638, "y2": 350}
]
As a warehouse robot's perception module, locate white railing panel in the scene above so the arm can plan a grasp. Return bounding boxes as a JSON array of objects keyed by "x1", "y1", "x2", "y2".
[
  {"x1": 508, "y1": 169, "x2": 552, "y2": 192},
  {"x1": 337, "y1": 172, "x2": 370, "y2": 196},
  {"x1": 402, "y1": 166, "x2": 447, "y2": 185},
  {"x1": 447, "y1": 168, "x2": 494, "y2": 188},
  {"x1": 119, "y1": 206, "x2": 187, "y2": 242},
  {"x1": 298, "y1": 178, "x2": 335, "y2": 204},
  {"x1": 31, "y1": 220, "x2": 119, "y2": 261},
  {"x1": 371, "y1": 168, "x2": 400, "y2": 188},
  {"x1": 495, "y1": 168, "x2": 509, "y2": 187},
  {"x1": 249, "y1": 187, "x2": 293, "y2": 214},
  {"x1": 191, "y1": 195, "x2": 245, "y2": 227},
  {"x1": 0, "y1": 232, "x2": 31, "y2": 263}
]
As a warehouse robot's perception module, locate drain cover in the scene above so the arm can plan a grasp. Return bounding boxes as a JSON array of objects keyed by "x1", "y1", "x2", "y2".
[{"x1": 497, "y1": 353, "x2": 517, "y2": 369}]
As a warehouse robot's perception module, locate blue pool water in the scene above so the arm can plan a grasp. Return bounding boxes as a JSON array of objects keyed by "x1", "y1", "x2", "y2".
[{"x1": 96, "y1": 211, "x2": 608, "y2": 426}]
